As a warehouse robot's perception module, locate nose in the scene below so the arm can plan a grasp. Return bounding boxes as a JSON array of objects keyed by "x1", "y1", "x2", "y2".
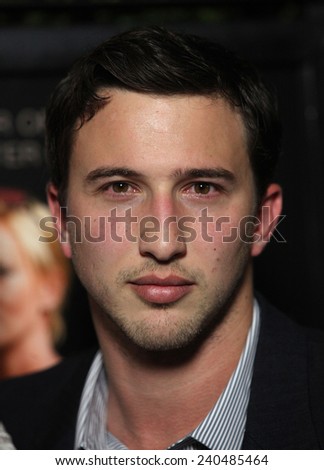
[{"x1": 138, "y1": 198, "x2": 187, "y2": 262}]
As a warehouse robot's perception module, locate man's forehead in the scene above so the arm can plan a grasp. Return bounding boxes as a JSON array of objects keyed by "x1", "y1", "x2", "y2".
[
  {"x1": 70, "y1": 90, "x2": 250, "y2": 180},
  {"x1": 86, "y1": 88, "x2": 236, "y2": 116},
  {"x1": 75, "y1": 90, "x2": 245, "y2": 141}
]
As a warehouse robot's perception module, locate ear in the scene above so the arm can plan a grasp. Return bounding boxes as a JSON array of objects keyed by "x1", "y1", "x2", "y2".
[
  {"x1": 250, "y1": 183, "x2": 283, "y2": 257},
  {"x1": 47, "y1": 183, "x2": 72, "y2": 259}
]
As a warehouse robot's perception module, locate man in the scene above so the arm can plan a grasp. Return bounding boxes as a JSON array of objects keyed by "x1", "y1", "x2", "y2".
[{"x1": 0, "y1": 26, "x2": 323, "y2": 450}]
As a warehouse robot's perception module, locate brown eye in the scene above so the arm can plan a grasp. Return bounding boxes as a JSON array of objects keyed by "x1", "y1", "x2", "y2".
[
  {"x1": 194, "y1": 183, "x2": 211, "y2": 194},
  {"x1": 112, "y1": 182, "x2": 130, "y2": 193}
]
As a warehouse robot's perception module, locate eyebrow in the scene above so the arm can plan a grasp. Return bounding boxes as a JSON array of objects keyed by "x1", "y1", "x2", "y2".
[
  {"x1": 85, "y1": 167, "x2": 144, "y2": 185},
  {"x1": 171, "y1": 167, "x2": 235, "y2": 182},
  {"x1": 85, "y1": 166, "x2": 235, "y2": 186}
]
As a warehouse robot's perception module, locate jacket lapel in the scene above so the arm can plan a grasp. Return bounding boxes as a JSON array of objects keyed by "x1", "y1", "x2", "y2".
[{"x1": 242, "y1": 296, "x2": 319, "y2": 449}]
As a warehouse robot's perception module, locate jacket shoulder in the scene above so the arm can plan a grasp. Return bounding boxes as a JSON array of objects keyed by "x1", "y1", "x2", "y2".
[
  {"x1": 0, "y1": 348, "x2": 96, "y2": 449},
  {"x1": 243, "y1": 295, "x2": 324, "y2": 449}
]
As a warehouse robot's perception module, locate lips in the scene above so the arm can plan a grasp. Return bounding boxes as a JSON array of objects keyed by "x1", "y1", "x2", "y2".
[{"x1": 129, "y1": 275, "x2": 194, "y2": 304}]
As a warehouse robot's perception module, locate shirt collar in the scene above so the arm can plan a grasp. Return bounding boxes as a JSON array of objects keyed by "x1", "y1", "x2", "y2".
[{"x1": 179, "y1": 299, "x2": 260, "y2": 449}]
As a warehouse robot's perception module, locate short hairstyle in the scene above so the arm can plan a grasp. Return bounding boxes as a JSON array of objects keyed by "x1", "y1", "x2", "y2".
[
  {"x1": 46, "y1": 26, "x2": 281, "y2": 204},
  {"x1": 0, "y1": 189, "x2": 70, "y2": 343}
]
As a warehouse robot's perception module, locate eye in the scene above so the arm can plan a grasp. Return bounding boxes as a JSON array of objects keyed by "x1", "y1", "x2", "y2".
[
  {"x1": 102, "y1": 181, "x2": 135, "y2": 194},
  {"x1": 193, "y1": 183, "x2": 212, "y2": 194},
  {"x1": 99, "y1": 180, "x2": 140, "y2": 199},
  {"x1": 183, "y1": 182, "x2": 220, "y2": 196},
  {"x1": 111, "y1": 182, "x2": 131, "y2": 193}
]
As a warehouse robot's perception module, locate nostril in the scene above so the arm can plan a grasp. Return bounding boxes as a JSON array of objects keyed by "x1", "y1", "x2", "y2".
[{"x1": 139, "y1": 233, "x2": 187, "y2": 263}]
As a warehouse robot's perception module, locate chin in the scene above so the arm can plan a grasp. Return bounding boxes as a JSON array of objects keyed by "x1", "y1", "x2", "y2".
[{"x1": 123, "y1": 317, "x2": 210, "y2": 354}]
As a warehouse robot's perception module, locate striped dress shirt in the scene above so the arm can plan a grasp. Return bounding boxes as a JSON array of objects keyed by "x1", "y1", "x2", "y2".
[{"x1": 75, "y1": 300, "x2": 260, "y2": 450}]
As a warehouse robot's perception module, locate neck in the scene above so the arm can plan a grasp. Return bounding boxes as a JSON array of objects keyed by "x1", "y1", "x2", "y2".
[
  {"x1": 93, "y1": 276, "x2": 254, "y2": 450},
  {"x1": 0, "y1": 327, "x2": 61, "y2": 380}
]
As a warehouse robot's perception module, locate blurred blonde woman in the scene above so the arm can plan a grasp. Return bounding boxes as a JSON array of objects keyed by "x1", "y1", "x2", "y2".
[{"x1": 0, "y1": 188, "x2": 70, "y2": 380}]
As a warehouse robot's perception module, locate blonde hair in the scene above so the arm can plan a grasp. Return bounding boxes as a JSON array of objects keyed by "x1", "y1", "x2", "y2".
[{"x1": 0, "y1": 189, "x2": 70, "y2": 344}]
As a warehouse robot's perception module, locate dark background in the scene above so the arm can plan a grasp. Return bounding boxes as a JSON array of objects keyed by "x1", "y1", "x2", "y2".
[{"x1": 1, "y1": 0, "x2": 324, "y2": 354}]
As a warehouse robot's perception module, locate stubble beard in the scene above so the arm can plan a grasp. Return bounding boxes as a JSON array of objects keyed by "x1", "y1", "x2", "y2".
[{"x1": 87, "y1": 256, "x2": 251, "y2": 354}]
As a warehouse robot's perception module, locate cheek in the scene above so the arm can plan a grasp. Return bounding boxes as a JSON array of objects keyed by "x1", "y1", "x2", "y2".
[
  {"x1": 191, "y1": 225, "x2": 250, "y2": 276},
  {"x1": 191, "y1": 212, "x2": 244, "y2": 251},
  {"x1": 71, "y1": 225, "x2": 131, "y2": 280},
  {"x1": 0, "y1": 273, "x2": 41, "y2": 341},
  {"x1": 0, "y1": 272, "x2": 28, "y2": 310},
  {"x1": 189, "y1": 208, "x2": 250, "y2": 246},
  {"x1": 68, "y1": 211, "x2": 132, "y2": 246}
]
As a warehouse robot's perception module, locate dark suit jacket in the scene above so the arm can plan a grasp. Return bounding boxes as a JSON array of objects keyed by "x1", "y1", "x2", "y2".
[{"x1": 0, "y1": 296, "x2": 323, "y2": 449}]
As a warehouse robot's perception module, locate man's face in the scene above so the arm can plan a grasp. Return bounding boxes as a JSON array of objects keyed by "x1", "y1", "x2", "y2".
[{"x1": 56, "y1": 91, "x2": 269, "y2": 351}]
